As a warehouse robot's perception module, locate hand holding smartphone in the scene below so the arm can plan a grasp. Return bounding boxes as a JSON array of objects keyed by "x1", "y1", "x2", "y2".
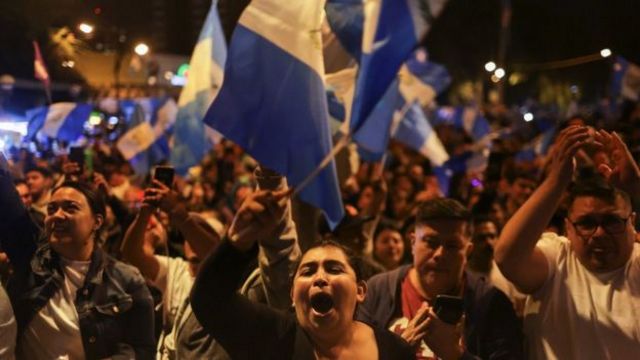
[
  {"x1": 153, "y1": 166, "x2": 175, "y2": 188},
  {"x1": 433, "y1": 295, "x2": 464, "y2": 325}
]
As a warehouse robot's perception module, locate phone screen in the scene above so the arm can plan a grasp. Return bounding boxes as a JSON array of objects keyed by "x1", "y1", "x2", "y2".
[
  {"x1": 433, "y1": 295, "x2": 464, "y2": 325},
  {"x1": 153, "y1": 166, "x2": 175, "y2": 188}
]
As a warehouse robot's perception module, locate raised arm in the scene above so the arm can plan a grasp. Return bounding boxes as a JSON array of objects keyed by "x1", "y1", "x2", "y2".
[
  {"x1": 495, "y1": 126, "x2": 590, "y2": 293},
  {"x1": 253, "y1": 168, "x2": 301, "y2": 309},
  {"x1": 120, "y1": 206, "x2": 160, "y2": 280},
  {"x1": 190, "y1": 189, "x2": 294, "y2": 358},
  {"x1": 147, "y1": 179, "x2": 220, "y2": 259}
]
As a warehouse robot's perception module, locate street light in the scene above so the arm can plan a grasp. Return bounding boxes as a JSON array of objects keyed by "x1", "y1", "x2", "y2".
[
  {"x1": 523, "y1": 112, "x2": 534, "y2": 122},
  {"x1": 600, "y1": 48, "x2": 612, "y2": 58},
  {"x1": 78, "y1": 23, "x2": 94, "y2": 34},
  {"x1": 134, "y1": 43, "x2": 150, "y2": 56},
  {"x1": 494, "y1": 68, "x2": 506, "y2": 79},
  {"x1": 484, "y1": 61, "x2": 497, "y2": 72}
]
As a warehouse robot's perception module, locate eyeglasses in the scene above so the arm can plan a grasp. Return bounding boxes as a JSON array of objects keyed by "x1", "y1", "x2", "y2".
[{"x1": 568, "y1": 214, "x2": 630, "y2": 237}]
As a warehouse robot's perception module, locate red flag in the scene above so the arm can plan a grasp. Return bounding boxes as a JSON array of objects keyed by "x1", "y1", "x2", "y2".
[
  {"x1": 33, "y1": 41, "x2": 50, "y2": 86},
  {"x1": 33, "y1": 41, "x2": 52, "y2": 103}
]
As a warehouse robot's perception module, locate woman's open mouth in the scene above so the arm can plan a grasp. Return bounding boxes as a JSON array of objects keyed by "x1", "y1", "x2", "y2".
[{"x1": 310, "y1": 293, "x2": 334, "y2": 315}]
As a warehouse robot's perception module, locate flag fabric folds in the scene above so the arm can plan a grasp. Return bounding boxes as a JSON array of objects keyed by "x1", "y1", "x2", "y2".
[
  {"x1": 170, "y1": 0, "x2": 227, "y2": 175},
  {"x1": 434, "y1": 105, "x2": 490, "y2": 141},
  {"x1": 392, "y1": 102, "x2": 449, "y2": 166},
  {"x1": 325, "y1": 0, "x2": 364, "y2": 60},
  {"x1": 204, "y1": 0, "x2": 344, "y2": 228},
  {"x1": 33, "y1": 41, "x2": 50, "y2": 89},
  {"x1": 117, "y1": 104, "x2": 169, "y2": 175},
  {"x1": 349, "y1": 0, "x2": 449, "y2": 134},
  {"x1": 611, "y1": 56, "x2": 640, "y2": 102},
  {"x1": 25, "y1": 102, "x2": 92, "y2": 142}
]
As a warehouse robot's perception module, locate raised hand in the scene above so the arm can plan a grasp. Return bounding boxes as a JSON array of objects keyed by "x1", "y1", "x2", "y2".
[
  {"x1": 594, "y1": 130, "x2": 640, "y2": 195},
  {"x1": 546, "y1": 126, "x2": 593, "y2": 184},
  {"x1": 228, "y1": 189, "x2": 290, "y2": 252}
]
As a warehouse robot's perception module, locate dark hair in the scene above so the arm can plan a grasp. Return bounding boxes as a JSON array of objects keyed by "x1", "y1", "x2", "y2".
[
  {"x1": 567, "y1": 179, "x2": 631, "y2": 212},
  {"x1": 503, "y1": 165, "x2": 538, "y2": 185},
  {"x1": 298, "y1": 239, "x2": 364, "y2": 282},
  {"x1": 52, "y1": 181, "x2": 107, "y2": 220},
  {"x1": 417, "y1": 198, "x2": 471, "y2": 224},
  {"x1": 13, "y1": 179, "x2": 28, "y2": 187},
  {"x1": 25, "y1": 166, "x2": 53, "y2": 178},
  {"x1": 416, "y1": 198, "x2": 472, "y2": 235}
]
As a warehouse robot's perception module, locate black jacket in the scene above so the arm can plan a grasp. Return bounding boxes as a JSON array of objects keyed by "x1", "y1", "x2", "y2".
[{"x1": 191, "y1": 240, "x2": 414, "y2": 360}]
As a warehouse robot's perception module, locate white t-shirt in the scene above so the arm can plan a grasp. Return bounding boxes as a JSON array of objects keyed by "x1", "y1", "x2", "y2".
[
  {"x1": 20, "y1": 258, "x2": 90, "y2": 360},
  {"x1": 0, "y1": 284, "x2": 16, "y2": 360},
  {"x1": 524, "y1": 233, "x2": 640, "y2": 359},
  {"x1": 150, "y1": 255, "x2": 194, "y2": 360}
]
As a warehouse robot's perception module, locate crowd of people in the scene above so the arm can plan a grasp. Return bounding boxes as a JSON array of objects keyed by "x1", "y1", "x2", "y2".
[{"x1": 0, "y1": 97, "x2": 639, "y2": 359}]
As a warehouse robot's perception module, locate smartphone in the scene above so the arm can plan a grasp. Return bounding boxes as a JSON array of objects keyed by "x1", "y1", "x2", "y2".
[
  {"x1": 153, "y1": 166, "x2": 175, "y2": 188},
  {"x1": 69, "y1": 147, "x2": 85, "y2": 173},
  {"x1": 433, "y1": 295, "x2": 464, "y2": 325}
]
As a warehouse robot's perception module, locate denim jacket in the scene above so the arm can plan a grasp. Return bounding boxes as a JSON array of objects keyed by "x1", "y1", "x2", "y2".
[{"x1": 0, "y1": 169, "x2": 155, "y2": 359}]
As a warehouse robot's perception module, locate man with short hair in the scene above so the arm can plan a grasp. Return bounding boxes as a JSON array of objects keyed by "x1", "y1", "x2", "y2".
[
  {"x1": 358, "y1": 198, "x2": 522, "y2": 359},
  {"x1": 24, "y1": 167, "x2": 53, "y2": 216},
  {"x1": 495, "y1": 126, "x2": 640, "y2": 358}
]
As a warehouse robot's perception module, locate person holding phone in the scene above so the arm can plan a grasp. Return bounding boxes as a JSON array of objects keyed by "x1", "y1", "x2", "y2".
[{"x1": 357, "y1": 198, "x2": 523, "y2": 359}]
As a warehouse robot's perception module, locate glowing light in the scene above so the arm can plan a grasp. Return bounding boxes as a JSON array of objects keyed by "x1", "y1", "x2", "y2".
[
  {"x1": 78, "y1": 23, "x2": 94, "y2": 34},
  {"x1": 89, "y1": 112, "x2": 102, "y2": 126},
  {"x1": 600, "y1": 48, "x2": 612, "y2": 58},
  {"x1": 490, "y1": 74, "x2": 500, "y2": 83},
  {"x1": 494, "y1": 68, "x2": 506, "y2": 79},
  {"x1": 134, "y1": 43, "x2": 150, "y2": 56},
  {"x1": 523, "y1": 112, "x2": 534, "y2": 122},
  {"x1": 484, "y1": 61, "x2": 497, "y2": 72}
]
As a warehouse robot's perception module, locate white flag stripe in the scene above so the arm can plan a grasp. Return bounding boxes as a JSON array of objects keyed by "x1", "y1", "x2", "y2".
[
  {"x1": 420, "y1": 131, "x2": 449, "y2": 166},
  {"x1": 240, "y1": 0, "x2": 325, "y2": 74},
  {"x1": 41, "y1": 103, "x2": 76, "y2": 138},
  {"x1": 116, "y1": 122, "x2": 156, "y2": 160}
]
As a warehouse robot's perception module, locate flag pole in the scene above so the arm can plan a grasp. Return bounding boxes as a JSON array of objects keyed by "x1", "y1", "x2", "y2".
[{"x1": 291, "y1": 133, "x2": 351, "y2": 197}]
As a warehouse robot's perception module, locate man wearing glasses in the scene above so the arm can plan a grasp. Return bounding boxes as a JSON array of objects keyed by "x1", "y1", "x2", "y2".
[{"x1": 496, "y1": 126, "x2": 640, "y2": 359}]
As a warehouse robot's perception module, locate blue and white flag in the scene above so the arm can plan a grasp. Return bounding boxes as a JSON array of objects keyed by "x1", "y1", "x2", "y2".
[
  {"x1": 170, "y1": 0, "x2": 227, "y2": 175},
  {"x1": 117, "y1": 104, "x2": 168, "y2": 175},
  {"x1": 349, "y1": 0, "x2": 449, "y2": 134},
  {"x1": 25, "y1": 102, "x2": 93, "y2": 142},
  {"x1": 325, "y1": 0, "x2": 364, "y2": 60},
  {"x1": 204, "y1": 0, "x2": 344, "y2": 227},
  {"x1": 434, "y1": 105, "x2": 490, "y2": 141},
  {"x1": 611, "y1": 56, "x2": 640, "y2": 102},
  {"x1": 399, "y1": 48, "x2": 451, "y2": 106},
  {"x1": 392, "y1": 101, "x2": 448, "y2": 166}
]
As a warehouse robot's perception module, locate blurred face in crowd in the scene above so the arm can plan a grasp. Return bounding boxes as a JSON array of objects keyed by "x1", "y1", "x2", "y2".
[
  {"x1": 474, "y1": 221, "x2": 499, "y2": 249},
  {"x1": 391, "y1": 190, "x2": 411, "y2": 218},
  {"x1": 412, "y1": 219, "x2": 471, "y2": 297},
  {"x1": 508, "y1": 177, "x2": 536, "y2": 208},
  {"x1": 566, "y1": 195, "x2": 636, "y2": 273},
  {"x1": 15, "y1": 183, "x2": 32, "y2": 207},
  {"x1": 46, "y1": 187, "x2": 103, "y2": 260},
  {"x1": 234, "y1": 185, "x2": 253, "y2": 211},
  {"x1": 26, "y1": 170, "x2": 51, "y2": 199},
  {"x1": 374, "y1": 229, "x2": 405, "y2": 270},
  {"x1": 357, "y1": 185, "x2": 374, "y2": 212},
  {"x1": 292, "y1": 245, "x2": 365, "y2": 336}
]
